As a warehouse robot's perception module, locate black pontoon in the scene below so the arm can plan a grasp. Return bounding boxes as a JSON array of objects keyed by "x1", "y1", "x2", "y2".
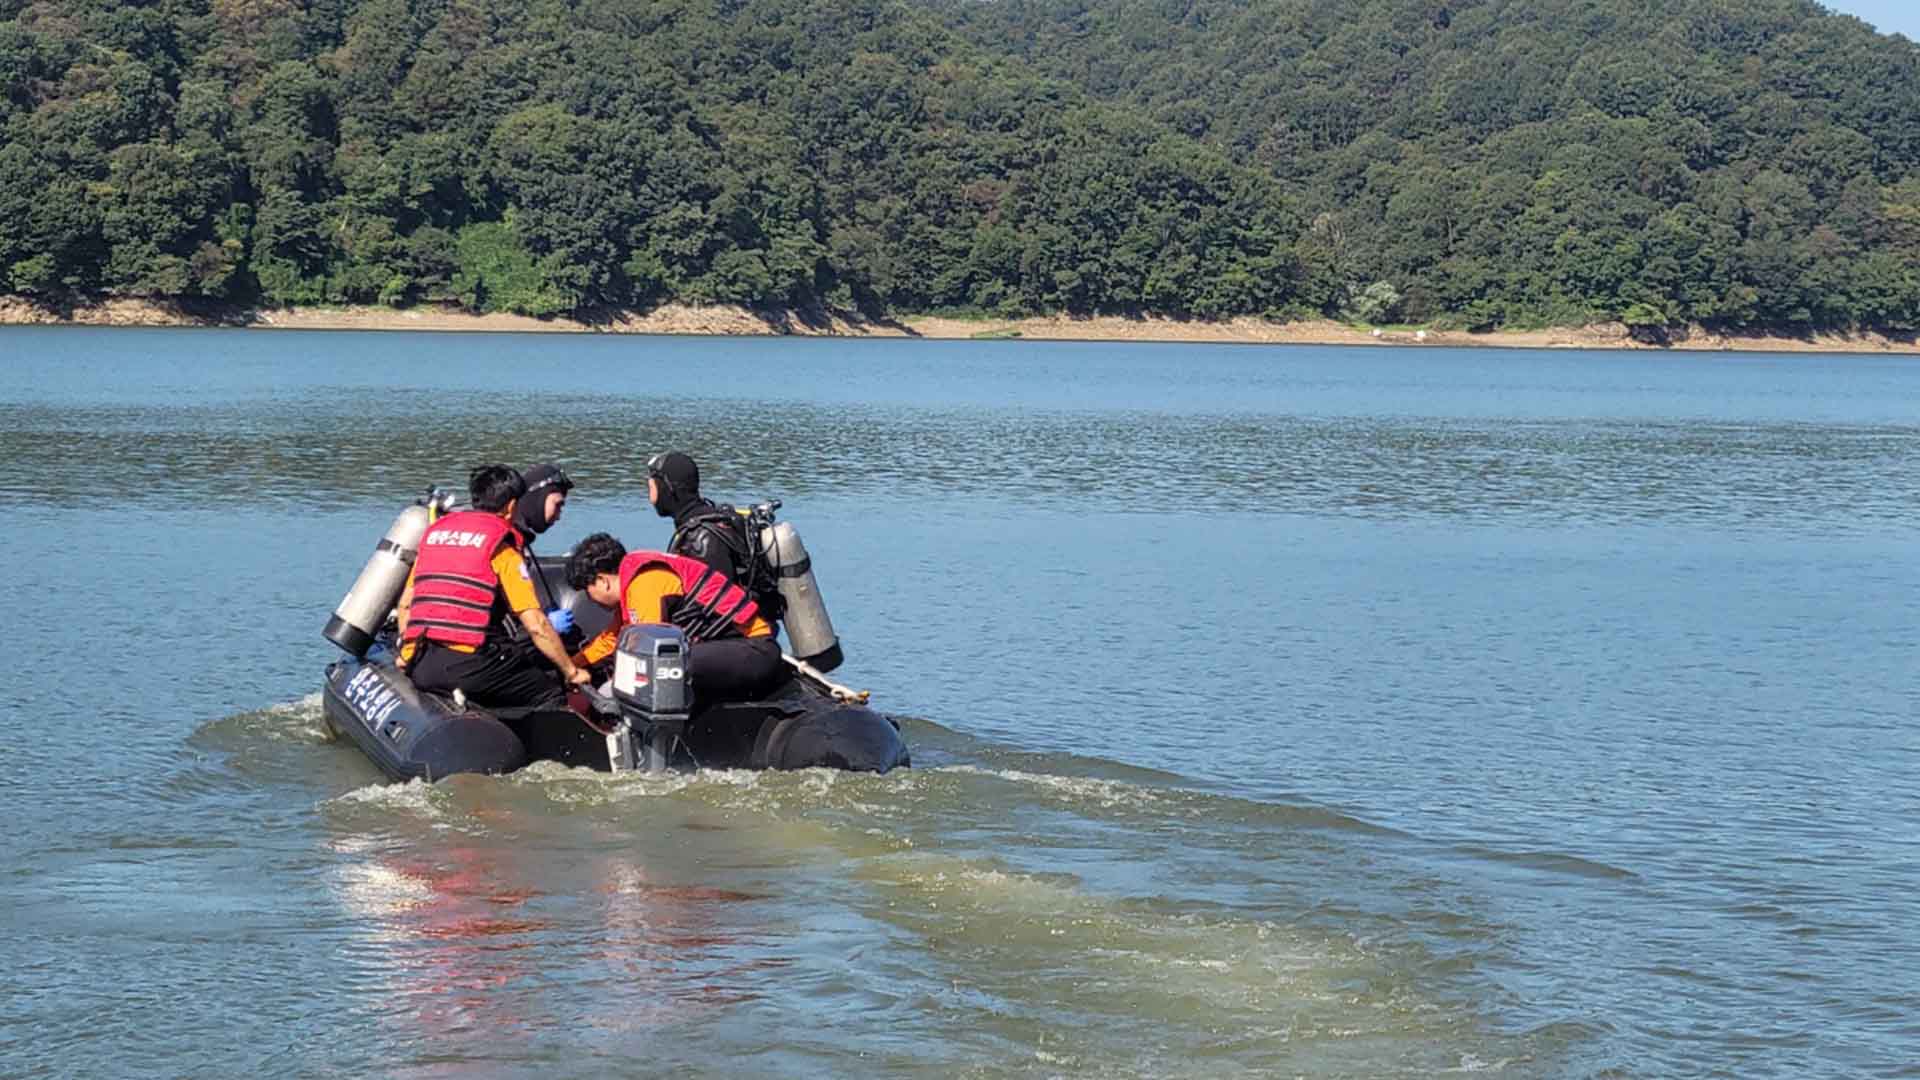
[{"x1": 322, "y1": 546, "x2": 909, "y2": 781}]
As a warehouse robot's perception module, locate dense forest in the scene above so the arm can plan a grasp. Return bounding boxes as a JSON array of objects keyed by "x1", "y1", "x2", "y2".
[
  {"x1": 930, "y1": 0, "x2": 1920, "y2": 330},
  {"x1": 1, "y1": 0, "x2": 1917, "y2": 330}
]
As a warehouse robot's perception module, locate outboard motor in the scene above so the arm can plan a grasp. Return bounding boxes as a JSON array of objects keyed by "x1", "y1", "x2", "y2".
[
  {"x1": 610, "y1": 624, "x2": 692, "y2": 772},
  {"x1": 322, "y1": 488, "x2": 454, "y2": 657},
  {"x1": 750, "y1": 502, "x2": 843, "y2": 673}
]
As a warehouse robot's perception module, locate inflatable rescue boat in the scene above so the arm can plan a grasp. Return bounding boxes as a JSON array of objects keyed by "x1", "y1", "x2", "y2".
[{"x1": 319, "y1": 491, "x2": 909, "y2": 780}]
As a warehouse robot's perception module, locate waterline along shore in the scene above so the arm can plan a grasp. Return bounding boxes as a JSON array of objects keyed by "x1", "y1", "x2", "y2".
[{"x1": 3, "y1": 295, "x2": 1917, "y2": 353}]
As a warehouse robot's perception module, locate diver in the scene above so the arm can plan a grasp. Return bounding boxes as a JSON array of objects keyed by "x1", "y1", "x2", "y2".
[
  {"x1": 511, "y1": 462, "x2": 577, "y2": 636},
  {"x1": 564, "y1": 531, "x2": 785, "y2": 706},
  {"x1": 644, "y1": 449, "x2": 847, "y2": 672},
  {"x1": 395, "y1": 465, "x2": 591, "y2": 710},
  {"x1": 648, "y1": 452, "x2": 760, "y2": 579}
]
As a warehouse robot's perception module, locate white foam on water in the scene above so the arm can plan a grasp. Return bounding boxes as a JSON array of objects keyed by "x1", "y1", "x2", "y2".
[
  {"x1": 263, "y1": 692, "x2": 325, "y2": 716},
  {"x1": 935, "y1": 763, "x2": 1172, "y2": 812},
  {"x1": 934, "y1": 863, "x2": 1085, "y2": 908},
  {"x1": 773, "y1": 765, "x2": 907, "y2": 817},
  {"x1": 251, "y1": 687, "x2": 322, "y2": 714},
  {"x1": 513, "y1": 764, "x2": 876, "y2": 843},
  {"x1": 1440, "y1": 1055, "x2": 1518, "y2": 1073},
  {"x1": 1169, "y1": 956, "x2": 1234, "y2": 973},
  {"x1": 200, "y1": 692, "x2": 332, "y2": 745},
  {"x1": 567, "y1": 762, "x2": 914, "y2": 821},
  {"x1": 325, "y1": 778, "x2": 446, "y2": 823},
  {"x1": 330, "y1": 777, "x2": 431, "y2": 806},
  {"x1": 529, "y1": 768, "x2": 704, "y2": 805},
  {"x1": 1086, "y1": 929, "x2": 1343, "y2": 995}
]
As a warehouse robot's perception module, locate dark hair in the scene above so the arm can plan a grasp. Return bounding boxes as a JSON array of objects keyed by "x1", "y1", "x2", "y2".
[
  {"x1": 566, "y1": 531, "x2": 627, "y2": 590},
  {"x1": 469, "y1": 465, "x2": 526, "y2": 512}
]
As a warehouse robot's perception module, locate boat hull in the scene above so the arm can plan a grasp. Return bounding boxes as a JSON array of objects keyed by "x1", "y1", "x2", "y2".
[{"x1": 322, "y1": 657, "x2": 909, "y2": 782}]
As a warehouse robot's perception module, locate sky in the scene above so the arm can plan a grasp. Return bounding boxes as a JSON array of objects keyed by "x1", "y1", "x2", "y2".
[{"x1": 1825, "y1": 1, "x2": 1920, "y2": 40}]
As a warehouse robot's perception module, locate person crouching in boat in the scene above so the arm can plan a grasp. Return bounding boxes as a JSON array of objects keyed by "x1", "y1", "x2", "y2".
[
  {"x1": 564, "y1": 531, "x2": 784, "y2": 706},
  {"x1": 395, "y1": 465, "x2": 592, "y2": 709}
]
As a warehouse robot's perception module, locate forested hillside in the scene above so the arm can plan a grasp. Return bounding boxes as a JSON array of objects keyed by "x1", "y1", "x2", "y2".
[
  {"x1": 932, "y1": 0, "x2": 1920, "y2": 329},
  {"x1": 0, "y1": 0, "x2": 1305, "y2": 320},
  {"x1": 3, "y1": 0, "x2": 1918, "y2": 330}
]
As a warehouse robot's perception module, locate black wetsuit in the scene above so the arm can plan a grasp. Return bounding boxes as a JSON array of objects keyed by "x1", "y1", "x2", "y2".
[
  {"x1": 660, "y1": 497, "x2": 783, "y2": 702},
  {"x1": 668, "y1": 498, "x2": 748, "y2": 576}
]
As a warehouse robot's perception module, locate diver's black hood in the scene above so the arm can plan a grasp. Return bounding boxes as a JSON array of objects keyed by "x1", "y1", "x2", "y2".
[
  {"x1": 514, "y1": 463, "x2": 572, "y2": 537},
  {"x1": 649, "y1": 451, "x2": 701, "y2": 519},
  {"x1": 511, "y1": 496, "x2": 550, "y2": 537}
]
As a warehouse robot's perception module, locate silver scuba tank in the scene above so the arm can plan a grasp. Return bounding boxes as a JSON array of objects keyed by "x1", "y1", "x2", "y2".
[
  {"x1": 758, "y1": 519, "x2": 843, "y2": 672},
  {"x1": 322, "y1": 502, "x2": 434, "y2": 657}
]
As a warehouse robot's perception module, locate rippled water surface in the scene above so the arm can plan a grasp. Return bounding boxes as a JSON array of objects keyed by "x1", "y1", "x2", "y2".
[{"x1": 4, "y1": 328, "x2": 1918, "y2": 1078}]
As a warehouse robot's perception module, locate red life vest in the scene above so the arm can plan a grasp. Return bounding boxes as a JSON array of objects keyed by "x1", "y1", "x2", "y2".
[
  {"x1": 616, "y1": 550, "x2": 760, "y2": 642},
  {"x1": 402, "y1": 510, "x2": 524, "y2": 648}
]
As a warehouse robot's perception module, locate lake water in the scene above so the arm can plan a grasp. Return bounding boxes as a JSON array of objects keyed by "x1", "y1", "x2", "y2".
[{"x1": 2, "y1": 328, "x2": 1916, "y2": 1078}]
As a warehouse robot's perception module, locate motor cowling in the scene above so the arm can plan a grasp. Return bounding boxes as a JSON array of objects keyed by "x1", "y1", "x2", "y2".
[
  {"x1": 611, "y1": 624, "x2": 692, "y2": 772},
  {"x1": 758, "y1": 519, "x2": 842, "y2": 672},
  {"x1": 323, "y1": 503, "x2": 433, "y2": 657}
]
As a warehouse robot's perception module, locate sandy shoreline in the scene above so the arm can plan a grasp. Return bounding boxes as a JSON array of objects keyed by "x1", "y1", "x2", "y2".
[{"x1": 3, "y1": 295, "x2": 1916, "y2": 354}]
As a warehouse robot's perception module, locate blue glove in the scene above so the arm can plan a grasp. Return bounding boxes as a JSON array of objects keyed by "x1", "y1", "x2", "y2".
[{"x1": 547, "y1": 608, "x2": 575, "y2": 634}]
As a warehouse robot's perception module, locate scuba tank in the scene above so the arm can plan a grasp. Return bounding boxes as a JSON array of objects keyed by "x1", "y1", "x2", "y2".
[
  {"x1": 750, "y1": 505, "x2": 843, "y2": 673},
  {"x1": 322, "y1": 489, "x2": 453, "y2": 657}
]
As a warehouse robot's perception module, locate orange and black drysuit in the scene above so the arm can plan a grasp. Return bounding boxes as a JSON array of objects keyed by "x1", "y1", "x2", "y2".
[
  {"x1": 398, "y1": 510, "x2": 566, "y2": 710},
  {"x1": 574, "y1": 550, "x2": 783, "y2": 705}
]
